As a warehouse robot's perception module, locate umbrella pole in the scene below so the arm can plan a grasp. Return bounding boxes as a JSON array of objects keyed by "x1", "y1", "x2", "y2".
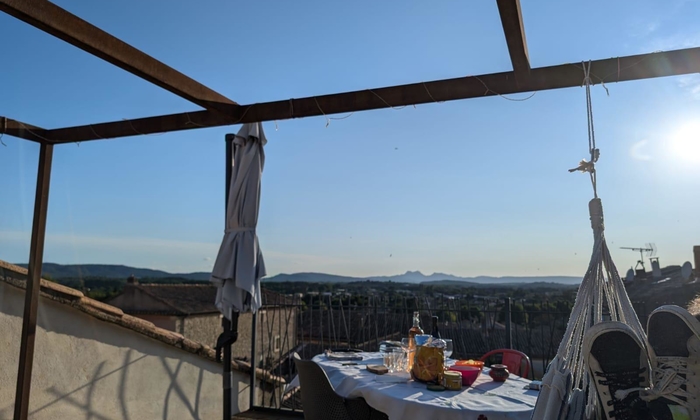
[
  {"x1": 222, "y1": 316, "x2": 232, "y2": 420},
  {"x1": 222, "y1": 134, "x2": 237, "y2": 420}
]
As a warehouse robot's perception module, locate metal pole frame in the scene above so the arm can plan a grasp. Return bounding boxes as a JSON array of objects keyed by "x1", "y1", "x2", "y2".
[
  {"x1": 505, "y1": 298, "x2": 513, "y2": 350},
  {"x1": 13, "y1": 142, "x2": 54, "y2": 420},
  {"x1": 250, "y1": 311, "x2": 258, "y2": 407},
  {"x1": 222, "y1": 134, "x2": 241, "y2": 420}
]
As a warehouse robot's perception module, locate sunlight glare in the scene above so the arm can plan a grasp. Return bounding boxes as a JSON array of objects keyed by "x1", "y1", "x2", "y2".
[{"x1": 670, "y1": 121, "x2": 700, "y2": 164}]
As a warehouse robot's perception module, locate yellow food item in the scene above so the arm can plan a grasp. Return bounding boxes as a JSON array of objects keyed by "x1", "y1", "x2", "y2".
[
  {"x1": 455, "y1": 359, "x2": 484, "y2": 368},
  {"x1": 411, "y1": 346, "x2": 445, "y2": 383}
]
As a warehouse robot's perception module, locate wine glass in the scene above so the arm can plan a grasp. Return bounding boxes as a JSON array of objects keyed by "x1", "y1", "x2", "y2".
[
  {"x1": 401, "y1": 337, "x2": 414, "y2": 371},
  {"x1": 443, "y1": 339, "x2": 454, "y2": 359}
]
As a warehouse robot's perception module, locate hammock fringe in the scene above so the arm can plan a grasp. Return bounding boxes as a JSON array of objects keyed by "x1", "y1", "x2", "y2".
[{"x1": 531, "y1": 198, "x2": 646, "y2": 419}]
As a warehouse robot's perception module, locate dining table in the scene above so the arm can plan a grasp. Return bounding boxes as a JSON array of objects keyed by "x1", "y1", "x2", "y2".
[{"x1": 311, "y1": 352, "x2": 539, "y2": 420}]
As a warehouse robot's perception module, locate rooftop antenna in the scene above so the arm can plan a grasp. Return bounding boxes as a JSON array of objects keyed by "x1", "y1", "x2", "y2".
[{"x1": 620, "y1": 243, "x2": 656, "y2": 272}]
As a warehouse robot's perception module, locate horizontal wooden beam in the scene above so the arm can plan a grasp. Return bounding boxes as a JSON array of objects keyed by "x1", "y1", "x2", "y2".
[
  {"x1": 5, "y1": 47, "x2": 700, "y2": 144},
  {"x1": 45, "y1": 111, "x2": 233, "y2": 144},
  {"x1": 497, "y1": 0, "x2": 530, "y2": 77},
  {"x1": 0, "y1": 0, "x2": 237, "y2": 113},
  {"x1": 0, "y1": 117, "x2": 48, "y2": 143}
]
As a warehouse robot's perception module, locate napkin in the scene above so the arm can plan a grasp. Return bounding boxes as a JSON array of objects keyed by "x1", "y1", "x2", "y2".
[
  {"x1": 325, "y1": 351, "x2": 363, "y2": 361},
  {"x1": 374, "y1": 372, "x2": 410, "y2": 383}
]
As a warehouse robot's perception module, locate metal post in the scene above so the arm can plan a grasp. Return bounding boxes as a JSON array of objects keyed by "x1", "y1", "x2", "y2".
[
  {"x1": 505, "y1": 298, "x2": 513, "y2": 350},
  {"x1": 250, "y1": 312, "x2": 257, "y2": 407},
  {"x1": 223, "y1": 134, "x2": 234, "y2": 420},
  {"x1": 222, "y1": 315, "x2": 232, "y2": 420},
  {"x1": 14, "y1": 143, "x2": 53, "y2": 420}
]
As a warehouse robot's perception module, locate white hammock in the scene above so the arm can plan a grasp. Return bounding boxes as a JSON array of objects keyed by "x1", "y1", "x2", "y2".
[{"x1": 530, "y1": 63, "x2": 647, "y2": 420}]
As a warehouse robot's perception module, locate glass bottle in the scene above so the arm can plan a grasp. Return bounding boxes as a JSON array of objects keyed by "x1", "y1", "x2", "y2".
[{"x1": 407, "y1": 311, "x2": 423, "y2": 370}]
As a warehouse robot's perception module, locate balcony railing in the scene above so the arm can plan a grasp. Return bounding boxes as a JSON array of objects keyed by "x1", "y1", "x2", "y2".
[{"x1": 249, "y1": 291, "x2": 641, "y2": 412}]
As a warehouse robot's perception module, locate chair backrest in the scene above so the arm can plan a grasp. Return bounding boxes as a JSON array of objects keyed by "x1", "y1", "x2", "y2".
[
  {"x1": 479, "y1": 349, "x2": 532, "y2": 379},
  {"x1": 292, "y1": 353, "x2": 352, "y2": 420}
]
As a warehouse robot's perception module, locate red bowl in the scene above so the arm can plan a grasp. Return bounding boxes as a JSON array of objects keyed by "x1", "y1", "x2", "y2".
[{"x1": 448, "y1": 366, "x2": 481, "y2": 386}]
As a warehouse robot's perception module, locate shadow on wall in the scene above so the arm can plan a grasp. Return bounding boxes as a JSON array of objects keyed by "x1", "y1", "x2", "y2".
[
  {"x1": 0, "y1": 285, "x2": 248, "y2": 420},
  {"x1": 24, "y1": 352, "x2": 234, "y2": 420}
]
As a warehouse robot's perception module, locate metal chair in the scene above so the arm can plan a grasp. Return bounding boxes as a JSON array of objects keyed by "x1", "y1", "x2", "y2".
[
  {"x1": 480, "y1": 348, "x2": 532, "y2": 379},
  {"x1": 292, "y1": 353, "x2": 388, "y2": 420}
]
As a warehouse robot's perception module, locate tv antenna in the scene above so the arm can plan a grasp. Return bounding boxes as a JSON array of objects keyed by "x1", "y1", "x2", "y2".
[{"x1": 620, "y1": 243, "x2": 656, "y2": 271}]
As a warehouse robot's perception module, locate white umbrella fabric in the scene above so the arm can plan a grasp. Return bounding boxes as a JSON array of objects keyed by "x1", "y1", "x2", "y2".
[{"x1": 210, "y1": 122, "x2": 267, "y2": 319}]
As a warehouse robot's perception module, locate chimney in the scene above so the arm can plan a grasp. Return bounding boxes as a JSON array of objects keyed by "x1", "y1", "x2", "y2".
[
  {"x1": 126, "y1": 274, "x2": 138, "y2": 285},
  {"x1": 650, "y1": 258, "x2": 662, "y2": 279},
  {"x1": 695, "y1": 246, "x2": 700, "y2": 278}
]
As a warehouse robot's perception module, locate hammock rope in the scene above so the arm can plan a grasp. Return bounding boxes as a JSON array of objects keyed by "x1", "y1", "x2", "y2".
[{"x1": 532, "y1": 61, "x2": 647, "y2": 420}]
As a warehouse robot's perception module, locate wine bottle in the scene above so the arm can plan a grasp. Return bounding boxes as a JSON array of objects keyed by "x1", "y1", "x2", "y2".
[
  {"x1": 431, "y1": 315, "x2": 441, "y2": 339},
  {"x1": 408, "y1": 311, "x2": 423, "y2": 349},
  {"x1": 407, "y1": 311, "x2": 423, "y2": 370}
]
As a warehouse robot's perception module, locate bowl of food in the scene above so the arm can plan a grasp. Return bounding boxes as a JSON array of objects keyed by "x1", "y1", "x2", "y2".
[
  {"x1": 448, "y1": 365, "x2": 481, "y2": 386},
  {"x1": 454, "y1": 359, "x2": 484, "y2": 370}
]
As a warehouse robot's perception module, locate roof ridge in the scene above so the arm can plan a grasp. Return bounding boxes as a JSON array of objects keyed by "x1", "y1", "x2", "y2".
[
  {"x1": 138, "y1": 283, "x2": 212, "y2": 287},
  {"x1": 133, "y1": 284, "x2": 187, "y2": 315}
]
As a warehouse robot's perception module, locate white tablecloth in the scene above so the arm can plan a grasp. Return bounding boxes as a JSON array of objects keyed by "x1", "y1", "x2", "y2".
[{"x1": 312, "y1": 352, "x2": 538, "y2": 420}]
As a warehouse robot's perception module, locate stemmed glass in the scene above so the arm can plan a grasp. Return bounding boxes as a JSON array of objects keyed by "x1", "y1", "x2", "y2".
[
  {"x1": 443, "y1": 339, "x2": 454, "y2": 359},
  {"x1": 401, "y1": 338, "x2": 414, "y2": 372}
]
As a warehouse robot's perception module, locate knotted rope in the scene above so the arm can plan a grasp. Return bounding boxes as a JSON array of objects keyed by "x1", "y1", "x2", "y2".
[{"x1": 569, "y1": 61, "x2": 601, "y2": 198}]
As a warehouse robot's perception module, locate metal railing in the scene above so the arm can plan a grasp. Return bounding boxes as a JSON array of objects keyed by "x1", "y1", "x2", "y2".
[{"x1": 248, "y1": 292, "x2": 586, "y2": 412}]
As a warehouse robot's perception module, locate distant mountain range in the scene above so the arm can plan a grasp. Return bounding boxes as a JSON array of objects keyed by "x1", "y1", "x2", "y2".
[
  {"x1": 266, "y1": 271, "x2": 582, "y2": 285},
  {"x1": 18, "y1": 263, "x2": 210, "y2": 281},
  {"x1": 22, "y1": 263, "x2": 582, "y2": 286}
]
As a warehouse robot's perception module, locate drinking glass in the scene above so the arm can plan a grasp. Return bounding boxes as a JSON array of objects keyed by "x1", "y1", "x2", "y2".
[
  {"x1": 390, "y1": 347, "x2": 404, "y2": 373},
  {"x1": 382, "y1": 349, "x2": 392, "y2": 370},
  {"x1": 443, "y1": 339, "x2": 454, "y2": 359}
]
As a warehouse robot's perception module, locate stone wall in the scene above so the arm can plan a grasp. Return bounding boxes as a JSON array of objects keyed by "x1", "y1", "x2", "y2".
[{"x1": 178, "y1": 313, "x2": 223, "y2": 348}]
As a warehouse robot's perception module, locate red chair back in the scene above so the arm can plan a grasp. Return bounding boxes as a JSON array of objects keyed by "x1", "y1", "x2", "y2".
[{"x1": 479, "y1": 349, "x2": 532, "y2": 379}]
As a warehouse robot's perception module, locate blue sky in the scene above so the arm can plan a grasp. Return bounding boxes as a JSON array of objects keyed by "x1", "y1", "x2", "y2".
[{"x1": 1, "y1": 0, "x2": 699, "y2": 277}]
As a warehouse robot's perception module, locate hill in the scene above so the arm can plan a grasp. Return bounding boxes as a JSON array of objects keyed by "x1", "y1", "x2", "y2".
[
  {"x1": 18, "y1": 263, "x2": 210, "y2": 281},
  {"x1": 264, "y1": 270, "x2": 582, "y2": 285},
  {"x1": 21, "y1": 263, "x2": 582, "y2": 285}
]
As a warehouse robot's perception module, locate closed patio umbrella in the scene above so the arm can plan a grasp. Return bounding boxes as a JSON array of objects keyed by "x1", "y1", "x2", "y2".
[{"x1": 210, "y1": 122, "x2": 267, "y2": 320}]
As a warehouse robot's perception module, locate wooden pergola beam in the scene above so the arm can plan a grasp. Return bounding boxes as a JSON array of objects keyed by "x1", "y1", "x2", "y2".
[
  {"x1": 0, "y1": 0, "x2": 237, "y2": 113},
  {"x1": 0, "y1": 117, "x2": 48, "y2": 143},
  {"x1": 16, "y1": 46, "x2": 698, "y2": 144},
  {"x1": 44, "y1": 111, "x2": 232, "y2": 144},
  {"x1": 497, "y1": 0, "x2": 531, "y2": 77}
]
